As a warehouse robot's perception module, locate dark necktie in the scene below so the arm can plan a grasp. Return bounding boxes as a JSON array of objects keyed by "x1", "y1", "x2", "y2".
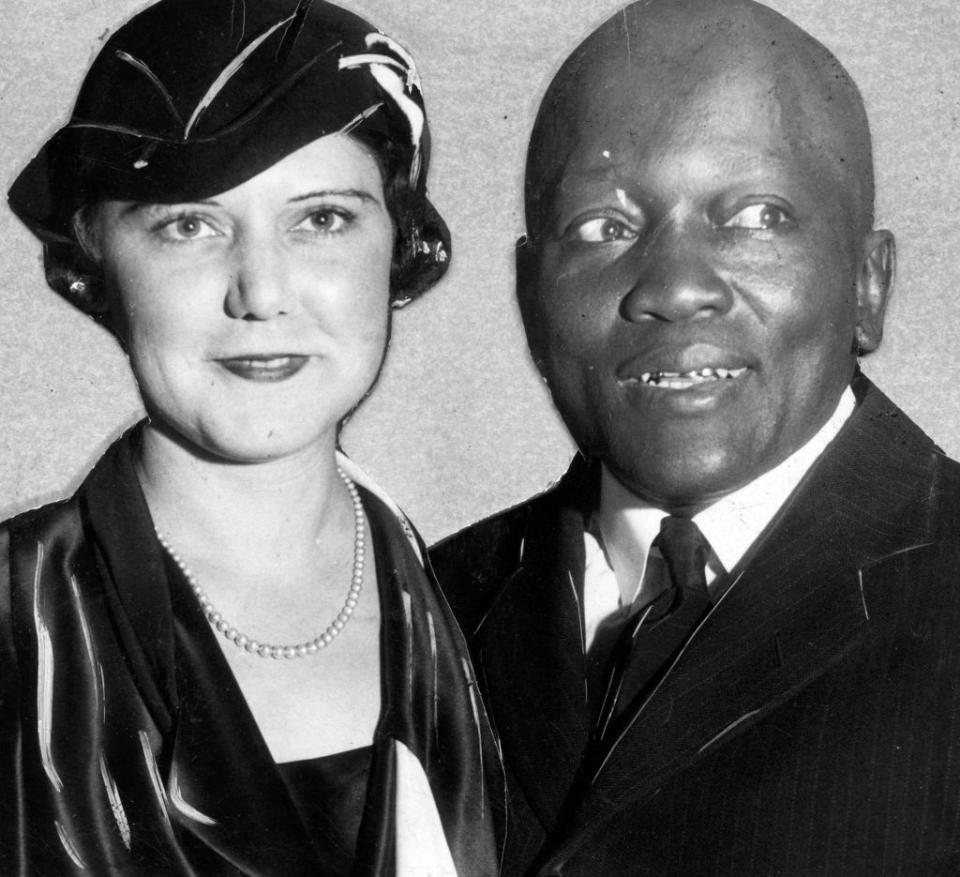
[{"x1": 594, "y1": 515, "x2": 713, "y2": 741}]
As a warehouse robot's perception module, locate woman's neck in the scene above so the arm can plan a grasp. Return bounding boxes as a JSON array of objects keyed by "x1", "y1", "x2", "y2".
[{"x1": 134, "y1": 421, "x2": 349, "y2": 574}]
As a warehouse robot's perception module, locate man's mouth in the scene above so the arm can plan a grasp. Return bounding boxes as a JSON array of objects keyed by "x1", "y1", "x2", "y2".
[{"x1": 636, "y1": 366, "x2": 749, "y2": 389}]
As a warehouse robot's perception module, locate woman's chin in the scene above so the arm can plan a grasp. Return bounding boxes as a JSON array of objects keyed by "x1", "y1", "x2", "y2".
[{"x1": 142, "y1": 414, "x2": 338, "y2": 467}]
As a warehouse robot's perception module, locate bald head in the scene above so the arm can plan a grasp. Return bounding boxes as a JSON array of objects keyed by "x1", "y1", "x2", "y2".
[
  {"x1": 516, "y1": 0, "x2": 894, "y2": 511},
  {"x1": 525, "y1": 0, "x2": 875, "y2": 244}
]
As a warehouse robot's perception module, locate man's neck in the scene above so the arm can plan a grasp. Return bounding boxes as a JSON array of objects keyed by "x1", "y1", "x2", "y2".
[{"x1": 593, "y1": 387, "x2": 857, "y2": 607}]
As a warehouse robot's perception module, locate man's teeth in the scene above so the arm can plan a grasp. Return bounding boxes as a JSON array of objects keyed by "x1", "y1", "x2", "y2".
[{"x1": 638, "y1": 367, "x2": 747, "y2": 387}]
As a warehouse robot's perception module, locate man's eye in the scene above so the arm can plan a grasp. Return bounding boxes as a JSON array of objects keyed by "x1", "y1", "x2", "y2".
[
  {"x1": 157, "y1": 215, "x2": 219, "y2": 241},
  {"x1": 293, "y1": 209, "x2": 351, "y2": 234},
  {"x1": 568, "y1": 216, "x2": 639, "y2": 243},
  {"x1": 723, "y1": 203, "x2": 794, "y2": 230}
]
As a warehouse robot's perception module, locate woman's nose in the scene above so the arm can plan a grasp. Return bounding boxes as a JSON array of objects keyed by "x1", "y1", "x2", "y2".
[
  {"x1": 224, "y1": 240, "x2": 297, "y2": 320},
  {"x1": 619, "y1": 222, "x2": 732, "y2": 323}
]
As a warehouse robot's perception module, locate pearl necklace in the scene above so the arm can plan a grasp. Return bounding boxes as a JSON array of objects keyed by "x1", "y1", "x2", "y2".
[{"x1": 155, "y1": 467, "x2": 365, "y2": 659}]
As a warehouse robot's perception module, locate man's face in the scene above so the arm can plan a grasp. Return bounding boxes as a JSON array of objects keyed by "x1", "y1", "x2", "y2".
[{"x1": 522, "y1": 52, "x2": 890, "y2": 512}]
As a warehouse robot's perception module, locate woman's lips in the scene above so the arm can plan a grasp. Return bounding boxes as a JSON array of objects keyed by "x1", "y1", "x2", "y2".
[{"x1": 217, "y1": 355, "x2": 309, "y2": 382}]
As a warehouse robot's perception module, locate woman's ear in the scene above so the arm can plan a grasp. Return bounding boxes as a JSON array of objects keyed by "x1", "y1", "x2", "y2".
[
  {"x1": 43, "y1": 240, "x2": 106, "y2": 312},
  {"x1": 42, "y1": 241, "x2": 123, "y2": 344},
  {"x1": 855, "y1": 229, "x2": 895, "y2": 355},
  {"x1": 389, "y1": 201, "x2": 450, "y2": 307},
  {"x1": 64, "y1": 273, "x2": 109, "y2": 317}
]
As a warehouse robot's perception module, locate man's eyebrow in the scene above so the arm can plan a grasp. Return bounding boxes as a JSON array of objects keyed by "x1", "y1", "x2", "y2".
[{"x1": 289, "y1": 189, "x2": 381, "y2": 205}]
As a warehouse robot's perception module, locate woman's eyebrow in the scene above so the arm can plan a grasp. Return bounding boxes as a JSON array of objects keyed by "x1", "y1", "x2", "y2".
[
  {"x1": 289, "y1": 188, "x2": 381, "y2": 205},
  {"x1": 121, "y1": 199, "x2": 222, "y2": 217}
]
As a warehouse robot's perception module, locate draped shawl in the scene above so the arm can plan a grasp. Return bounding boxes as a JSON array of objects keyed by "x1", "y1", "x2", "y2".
[{"x1": 0, "y1": 430, "x2": 503, "y2": 875}]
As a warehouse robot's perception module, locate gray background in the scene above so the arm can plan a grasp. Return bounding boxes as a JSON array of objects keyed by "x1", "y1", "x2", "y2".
[{"x1": 1, "y1": 0, "x2": 958, "y2": 543}]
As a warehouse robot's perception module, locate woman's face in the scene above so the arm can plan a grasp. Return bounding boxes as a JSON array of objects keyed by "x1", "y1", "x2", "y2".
[{"x1": 94, "y1": 134, "x2": 394, "y2": 464}]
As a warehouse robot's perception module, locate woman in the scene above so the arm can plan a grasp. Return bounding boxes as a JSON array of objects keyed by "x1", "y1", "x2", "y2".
[{"x1": 1, "y1": 0, "x2": 502, "y2": 873}]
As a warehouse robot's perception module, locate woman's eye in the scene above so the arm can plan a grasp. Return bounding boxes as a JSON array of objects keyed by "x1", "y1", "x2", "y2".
[
  {"x1": 723, "y1": 203, "x2": 794, "y2": 230},
  {"x1": 294, "y1": 209, "x2": 351, "y2": 234},
  {"x1": 568, "y1": 216, "x2": 639, "y2": 243},
  {"x1": 157, "y1": 215, "x2": 219, "y2": 241}
]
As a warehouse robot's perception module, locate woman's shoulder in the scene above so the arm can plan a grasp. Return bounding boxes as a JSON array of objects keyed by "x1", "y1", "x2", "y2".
[
  {"x1": 1, "y1": 428, "x2": 143, "y2": 564},
  {"x1": 1, "y1": 494, "x2": 85, "y2": 554},
  {"x1": 0, "y1": 494, "x2": 89, "y2": 629},
  {"x1": 335, "y1": 453, "x2": 425, "y2": 560},
  {"x1": 0, "y1": 499, "x2": 81, "y2": 674}
]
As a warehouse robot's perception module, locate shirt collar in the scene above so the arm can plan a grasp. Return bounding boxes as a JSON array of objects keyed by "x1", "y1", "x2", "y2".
[{"x1": 593, "y1": 387, "x2": 856, "y2": 605}]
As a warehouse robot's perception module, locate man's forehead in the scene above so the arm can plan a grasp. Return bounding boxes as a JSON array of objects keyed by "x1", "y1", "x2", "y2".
[
  {"x1": 556, "y1": 147, "x2": 815, "y2": 194},
  {"x1": 573, "y1": 0, "x2": 824, "y2": 70},
  {"x1": 526, "y1": 0, "x2": 873, "y2": 233},
  {"x1": 562, "y1": 65, "x2": 795, "y2": 150},
  {"x1": 533, "y1": 64, "x2": 834, "y2": 212}
]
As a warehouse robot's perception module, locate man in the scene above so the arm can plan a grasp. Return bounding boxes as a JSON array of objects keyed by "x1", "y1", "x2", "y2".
[{"x1": 430, "y1": 1, "x2": 960, "y2": 874}]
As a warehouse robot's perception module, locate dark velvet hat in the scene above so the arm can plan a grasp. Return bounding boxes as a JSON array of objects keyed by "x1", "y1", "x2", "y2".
[{"x1": 8, "y1": 0, "x2": 449, "y2": 303}]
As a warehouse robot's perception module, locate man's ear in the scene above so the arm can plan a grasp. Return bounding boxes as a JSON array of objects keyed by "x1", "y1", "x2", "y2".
[
  {"x1": 855, "y1": 229, "x2": 895, "y2": 355},
  {"x1": 515, "y1": 235, "x2": 546, "y2": 369}
]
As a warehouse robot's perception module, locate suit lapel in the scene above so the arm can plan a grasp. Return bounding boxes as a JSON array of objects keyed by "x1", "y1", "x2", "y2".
[
  {"x1": 474, "y1": 467, "x2": 596, "y2": 829},
  {"x1": 547, "y1": 377, "x2": 946, "y2": 864},
  {"x1": 564, "y1": 527, "x2": 869, "y2": 846}
]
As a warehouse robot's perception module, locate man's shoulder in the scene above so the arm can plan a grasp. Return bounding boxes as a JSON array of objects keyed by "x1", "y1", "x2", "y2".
[
  {"x1": 430, "y1": 486, "x2": 557, "y2": 565},
  {"x1": 432, "y1": 494, "x2": 539, "y2": 562},
  {"x1": 429, "y1": 479, "x2": 569, "y2": 631},
  {"x1": 932, "y1": 447, "x2": 960, "y2": 522},
  {"x1": 846, "y1": 376, "x2": 960, "y2": 532}
]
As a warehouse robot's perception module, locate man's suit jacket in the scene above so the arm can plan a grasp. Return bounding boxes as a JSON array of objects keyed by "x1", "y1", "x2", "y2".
[{"x1": 430, "y1": 377, "x2": 960, "y2": 876}]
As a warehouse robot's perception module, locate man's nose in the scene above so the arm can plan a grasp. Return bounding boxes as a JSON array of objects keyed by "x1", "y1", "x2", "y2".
[
  {"x1": 619, "y1": 221, "x2": 732, "y2": 323},
  {"x1": 224, "y1": 239, "x2": 297, "y2": 321}
]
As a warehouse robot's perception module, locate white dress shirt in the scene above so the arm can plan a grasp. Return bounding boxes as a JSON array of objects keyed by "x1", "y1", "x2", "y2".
[{"x1": 583, "y1": 388, "x2": 856, "y2": 650}]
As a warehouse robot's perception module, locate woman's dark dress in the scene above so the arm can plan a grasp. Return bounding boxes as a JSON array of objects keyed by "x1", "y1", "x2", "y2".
[
  {"x1": 277, "y1": 747, "x2": 372, "y2": 872},
  {"x1": 0, "y1": 429, "x2": 503, "y2": 875}
]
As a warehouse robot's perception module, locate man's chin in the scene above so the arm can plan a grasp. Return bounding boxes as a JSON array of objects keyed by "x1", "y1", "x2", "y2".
[{"x1": 602, "y1": 449, "x2": 763, "y2": 514}]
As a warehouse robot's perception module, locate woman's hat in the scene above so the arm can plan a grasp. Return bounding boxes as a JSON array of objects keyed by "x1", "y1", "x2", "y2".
[{"x1": 8, "y1": 0, "x2": 449, "y2": 302}]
